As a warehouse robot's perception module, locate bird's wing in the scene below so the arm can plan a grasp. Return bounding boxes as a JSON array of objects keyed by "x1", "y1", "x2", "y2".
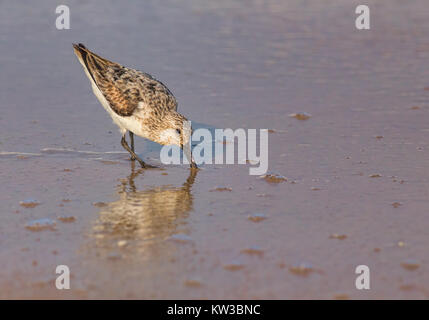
[{"x1": 73, "y1": 43, "x2": 178, "y2": 117}]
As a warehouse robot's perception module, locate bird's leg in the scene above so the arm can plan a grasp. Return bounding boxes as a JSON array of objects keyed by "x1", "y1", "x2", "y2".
[
  {"x1": 129, "y1": 131, "x2": 136, "y2": 160},
  {"x1": 121, "y1": 135, "x2": 154, "y2": 168}
]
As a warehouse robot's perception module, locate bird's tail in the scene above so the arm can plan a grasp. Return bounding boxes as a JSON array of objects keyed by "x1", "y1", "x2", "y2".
[
  {"x1": 72, "y1": 43, "x2": 90, "y2": 65},
  {"x1": 72, "y1": 43, "x2": 117, "y2": 86},
  {"x1": 72, "y1": 43, "x2": 114, "y2": 65}
]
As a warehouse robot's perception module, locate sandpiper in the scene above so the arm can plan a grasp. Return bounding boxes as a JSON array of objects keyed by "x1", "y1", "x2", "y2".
[{"x1": 72, "y1": 43, "x2": 196, "y2": 168}]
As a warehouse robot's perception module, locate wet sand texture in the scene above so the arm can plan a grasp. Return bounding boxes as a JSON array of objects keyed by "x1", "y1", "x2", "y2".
[{"x1": 1, "y1": 0, "x2": 429, "y2": 298}]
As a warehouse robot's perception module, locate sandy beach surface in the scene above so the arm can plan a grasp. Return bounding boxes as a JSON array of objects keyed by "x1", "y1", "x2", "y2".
[{"x1": 1, "y1": 0, "x2": 429, "y2": 299}]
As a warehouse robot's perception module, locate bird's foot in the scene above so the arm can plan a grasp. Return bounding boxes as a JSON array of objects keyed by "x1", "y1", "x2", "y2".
[{"x1": 135, "y1": 158, "x2": 157, "y2": 169}]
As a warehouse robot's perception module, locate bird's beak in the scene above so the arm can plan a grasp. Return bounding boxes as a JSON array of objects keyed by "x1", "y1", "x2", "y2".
[{"x1": 181, "y1": 143, "x2": 197, "y2": 169}]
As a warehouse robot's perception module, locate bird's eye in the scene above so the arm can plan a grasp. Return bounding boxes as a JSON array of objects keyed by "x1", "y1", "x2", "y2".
[{"x1": 176, "y1": 129, "x2": 181, "y2": 135}]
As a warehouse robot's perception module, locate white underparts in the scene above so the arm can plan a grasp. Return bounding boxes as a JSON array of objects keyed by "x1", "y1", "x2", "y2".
[{"x1": 78, "y1": 57, "x2": 150, "y2": 139}]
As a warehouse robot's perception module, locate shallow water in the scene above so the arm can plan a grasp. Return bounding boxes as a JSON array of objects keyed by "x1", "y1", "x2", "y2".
[{"x1": 1, "y1": 0, "x2": 429, "y2": 299}]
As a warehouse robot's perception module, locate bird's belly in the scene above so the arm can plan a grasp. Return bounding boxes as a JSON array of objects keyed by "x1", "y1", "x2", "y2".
[
  {"x1": 116, "y1": 116, "x2": 150, "y2": 138},
  {"x1": 90, "y1": 82, "x2": 150, "y2": 139},
  {"x1": 91, "y1": 82, "x2": 127, "y2": 132}
]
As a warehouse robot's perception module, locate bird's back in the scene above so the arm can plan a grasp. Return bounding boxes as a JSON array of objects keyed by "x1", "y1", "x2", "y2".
[{"x1": 73, "y1": 43, "x2": 178, "y2": 118}]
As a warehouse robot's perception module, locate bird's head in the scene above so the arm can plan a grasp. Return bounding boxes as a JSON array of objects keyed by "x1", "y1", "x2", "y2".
[{"x1": 157, "y1": 111, "x2": 197, "y2": 168}]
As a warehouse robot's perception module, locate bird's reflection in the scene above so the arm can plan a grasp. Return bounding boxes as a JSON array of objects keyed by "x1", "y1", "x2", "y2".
[{"x1": 92, "y1": 162, "x2": 197, "y2": 253}]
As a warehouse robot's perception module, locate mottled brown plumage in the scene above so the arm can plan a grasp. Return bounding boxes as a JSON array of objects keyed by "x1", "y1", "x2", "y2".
[
  {"x1": 73, "y1": 43, "x2": 177, "y2": 117},
  {"x1": 72, "y1": 43, "x2": 197, "y2": 168}
]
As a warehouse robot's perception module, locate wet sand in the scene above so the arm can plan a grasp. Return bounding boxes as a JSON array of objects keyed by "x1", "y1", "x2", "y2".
[{"x1": 1, "y1": 0, "x2": 429, "y2": 299}]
